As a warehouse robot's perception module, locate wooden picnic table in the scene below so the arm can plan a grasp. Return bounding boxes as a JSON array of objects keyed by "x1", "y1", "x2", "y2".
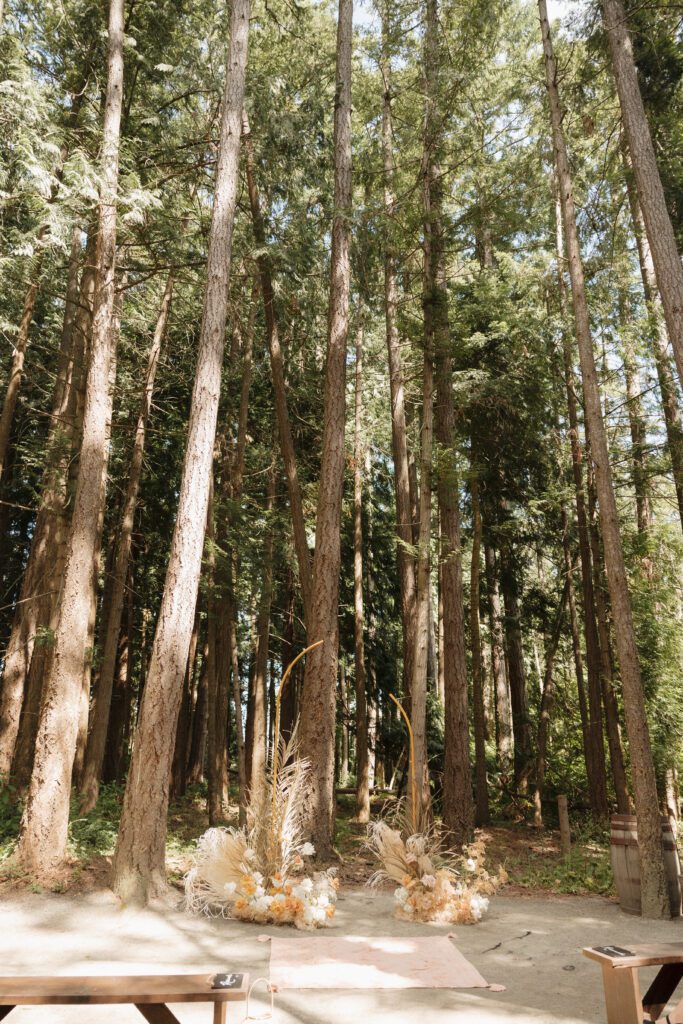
[
  {"x1": 0, "y1": 971, "x2": 249, "y2": 1023},
  {"x1": 584, "y1": 943, "x2": 683, "y2": 1023}
]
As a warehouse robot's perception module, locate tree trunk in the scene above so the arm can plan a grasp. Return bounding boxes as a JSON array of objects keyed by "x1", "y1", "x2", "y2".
[
  {"x1": 618, "y1": 293, "x2": 652, "y2": 537},
  {"x1": 0, "y1": 225, "x2": 85, "y2": 778},
  {"x1": 249, "y1": 467, "x2": 275, "y2": 797},
  {"x1": 0, "y1": 250, "x2": 45, "y2": 482},
  {"x1": 242, "y1": 111, "x2": 312, "y2": 623},
  {"x1": 554, "y1": 181, "x2": 610, "y2": 819},
  {"x1": 602, "y1": 0, "x2": 683, "y2": 392},
  {"x1": 586, "y1": 459, "x2": 631, "y2": 813},
  {"x1": 298, "y1": 0, "x2": 353, "y2": 857},
  {"x1": 470, "y1": 480, "x2": 489, "y2": 826},
  {"x1": 187, "y1": 640, "x2": 209, "y2": 786},
  {"x1": 112, "y1": 0, "x2": 250, "y2": 903},
  {"x1": 485, "y1": 542, "x2": 513, "y2": 777},
  {"x1": 15, "y1": 0, "x2": 125, "y2": 878},
  {"x1": 380, "y1": 5, "x2": 417, "y2": 703},
  {"x1": 102, "y1": 564, "x2": 134, "y2": 783},
  {"x1": 540, "y1": 0, "x2": 668, "y2": 918},
  {"x1": 499, "y1": 546, "x2": 533, "y2": 791},
  {"x1": 623, "y1": 161, "x2": 683, "y2": 533},
  {"x1": 353, "y1": 322, "x2": 370, "y2": 823},
  {"x1": 532, "y1": 581, "x2": 569, "y2": 826},
  {"x1": 79, "y1": 272, "x2": 174, "y2": 812}
]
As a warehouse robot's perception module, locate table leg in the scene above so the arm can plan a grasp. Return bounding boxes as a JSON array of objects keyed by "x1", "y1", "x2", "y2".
[
  {"x1": 135, "y1": 1003, "x2": 183, "y2": 1024},
  {"x1": 600, "y1": 965, "x2": 642, "y2": 1024},
  {"x1": 642, "y1": 963, "x2": 683, "y2": 1021},
  {"x1": 213, "y1": 1003, "x2": 227, "y2": 1024}
]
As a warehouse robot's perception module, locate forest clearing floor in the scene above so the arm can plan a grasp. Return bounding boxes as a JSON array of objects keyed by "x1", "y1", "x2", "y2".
[{"x1": 1, "y1": 886, "x2": 682, "y2": 1023}]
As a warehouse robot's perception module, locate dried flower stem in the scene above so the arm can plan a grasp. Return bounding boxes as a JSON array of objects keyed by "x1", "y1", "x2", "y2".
[
  {"x1": 389, "y1": 692, "x2": 417, "y2": 833},
  {"x1": 271, "y1": 640, "x2": 323, "y2": 847}
]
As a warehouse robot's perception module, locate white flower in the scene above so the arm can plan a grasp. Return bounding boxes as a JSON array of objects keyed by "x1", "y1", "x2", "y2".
[
  {"x1": 421, "y1": 874, "x2": 436, "y2": 889},
  {"x1": 223, "y1": 882, "x2": 237, "y2": 896},
  {"x1": 466, "y1": 858, "x2": 477, "y2": 872},
  {"x1": 254, "y1": 885, "x2": 265, "y2": 898},
  {"x1": 301, "y1": 842, "x2": 315, "y2": 857},
  {"x1": 244, "y1": 848, "x2": 256, "y2": 861},
  {"x1": 254, "y1": 895, "x2": 273, "y2": 912},
  {"x1": 317, "y1": 893, "x2": 329, "y2": 908},
  {"x1": 252, "y1": 872, "x2": 264, "y2": 885},
  {"x1": 394, "y1": 887, "x2": 409, "y2": 905},
  {"x1": 271, "y1": 876, "x2": 284, "y2": 888}
]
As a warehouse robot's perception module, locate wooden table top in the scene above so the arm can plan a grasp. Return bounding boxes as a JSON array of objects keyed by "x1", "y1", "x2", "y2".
[
  {"x1": 0, "y1": 973, "x2": 249, "y2": 1005},
  {"x1": 583, "y1": 944, "x2": 683, "y2": 969}
]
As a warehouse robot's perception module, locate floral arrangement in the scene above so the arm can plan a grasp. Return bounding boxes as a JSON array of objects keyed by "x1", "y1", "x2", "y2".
[
  {"x1": 367, "y1": 822, "x2": 507, "y2": 925},
  {"x1": 185, "y1": 641, "x2": 339, "y2": 930},
  {"x1": 366, "y1": 692, "x2": 506, "y2": 925}
]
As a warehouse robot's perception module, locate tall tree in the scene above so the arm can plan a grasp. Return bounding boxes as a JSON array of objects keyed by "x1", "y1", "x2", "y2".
[
  {"x1": 112, "y1": 0, "x2": 250, "y2": 902},
  {"x1": 602, "y1": 0, "x2": 683, "y2": 392},
  {"x1": 14, "y1": 0, "x2": 125, "y2": 876},
  {"x1": 79, "y1": 271, "x2": 174, "y2": 813},
  {"x1": 353, "y1": 321, "x2": 371, "y2": 824},
  {"x1": 539, "y1": 0, "x2": 669, "y2": 918},
  {"x1": 298, "y1": 0, "x2": 353, "y2": 856}
]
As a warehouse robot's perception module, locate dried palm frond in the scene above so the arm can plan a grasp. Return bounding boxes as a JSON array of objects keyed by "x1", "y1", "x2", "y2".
[{"x1": 184, "y1": 828, "x2": 249, "y2": 917}]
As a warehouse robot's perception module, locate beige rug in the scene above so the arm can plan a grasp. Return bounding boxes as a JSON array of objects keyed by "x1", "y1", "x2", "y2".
[{"x1": 262, "y1": 934, "x2": 505, "y2": 990}]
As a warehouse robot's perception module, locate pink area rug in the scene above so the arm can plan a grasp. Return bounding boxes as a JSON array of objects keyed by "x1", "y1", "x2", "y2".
[{"x1": 262, "y1": 934, "x2": 505, "y2": 991}]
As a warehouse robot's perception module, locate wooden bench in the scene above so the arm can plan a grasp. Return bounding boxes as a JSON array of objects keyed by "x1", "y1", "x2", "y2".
[
  {"x1": 584, "y1": 943, "x2": 683, "y2": 1023},
  {"x1": 0, "y1": 972, "x2": 249, "y2": 1022}
]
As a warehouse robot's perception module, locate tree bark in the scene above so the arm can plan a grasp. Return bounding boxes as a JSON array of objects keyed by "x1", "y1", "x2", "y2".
[
  {"x1": 299, "y1": 0, "x2": 353, "y2": 857},
  {"x1": 618, "y1": 293, "x2": 652, "y2": 537},
  {"x1": 353, "y1": 322, "x2": 370, "y2": 823},
  {"x1": 470, "y1": 479, "x2": 489, "y2": 826},
  {"x1": 112, "y1": 0, "x2": 250, "y2": 903},
  {"x1": 380, "y1": 4, "x2": 417, "y2": 703},
  {"x1": 0, "y1": 250, "x2": 45, "y2": 482},
  {"x1": 554, "y1": 181, "x2": 610, "y2": 818},
  {"x1": 0, "y1": 225, "x2": 85, "y2": 778},
  {"x1": 484, "y1": 542, "x2": 513, "y2": 777},
  {"x1": 532, "y1": 581, "x2": 569, "y2": 826},
  {"x1": 80, "y1": 272, "x2": 173, "y2": 812},
  {"x1": 540, "y1": 0, "x2": 668, "y2": 917},
  {"x1": 499, "y1": 546, "x2": 533, "y2": 791},
  {"x1": 242, "y1": 111, "x2": 312, "y2": 623},
  {"x1": 623, "y1": 162, "x2": 683, "y2": 533},
  {"x1": 15, "y1": 0, "x2": 125, "y2": 878},
  {"x1": 249, "y1": 466, "x2": 275, "y2": 797},
  {"x1": 602, "y1": 0, "x2": 683, "y2": 392}
]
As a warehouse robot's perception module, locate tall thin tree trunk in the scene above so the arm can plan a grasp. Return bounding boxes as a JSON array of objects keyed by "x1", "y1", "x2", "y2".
[
  {"x1": 0, "y1": 225, "x2": 85, "y2": 778},
  {"x1": 532, "y1": 582, "x2": 569, "y2": 826},
  {"x1": 499, "y1": 546, "x2": 533, "y2": 791},
  {"x1": 112, "y1": 0, "x2": 250, "y2": 903},
  {"x1": 15, "y1": 0, "x2": 125, "y2": 877},
  {"x1": 554, "y1": 182, "x2": 610, "y2": 818},
  {"x1": 379, "y1": 4, "x2": 417, "y2": 703},
  {"x1": 79, "y1": 272, "x2": 173, "y2": 811},
  {"x1": 485, "y1": 542, "x2": 513, "y2": 777},
  {"x1": 0, "y1": 250, "x2": 45, "y2": 481},
  {"x1": 299, "y1": 0, "x2": 353, "y2": 857},
  {"x1": 242, "y1": 112, "x2": 312, "y2": 623},
  {"x1": 249, "y1": 467, "x2": 275, "y2": 796},
  {"x1": 618, "y1": 293, "x2": 652, "y2": 537},
  {"x1": 470, "y1": 479, "x2": 489, "y2": 826},
  {"x1": 540, "y1": 0, "x2": 668, "y2": 917},
  {"x1": 353, "y1": 322, "x2": 370, "y2": 823},
  {"x1": 602, "y1": 0, "x2": 683, "y2": 391},
  {"x1": 623, "y1": 163, "x2": 683, "y2": 533}
]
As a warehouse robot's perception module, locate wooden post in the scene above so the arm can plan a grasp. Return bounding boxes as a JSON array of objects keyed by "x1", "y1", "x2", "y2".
[{"x1": 558, "y1": 794, "x2": 571, "y2": 857}]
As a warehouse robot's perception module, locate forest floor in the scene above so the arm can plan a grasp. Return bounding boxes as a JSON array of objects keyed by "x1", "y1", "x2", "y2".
[
  {"x1": 1, "y1": 886, "x2": 681, "y2": 1022},
  {"x1": 0, "y1": 785, "x2": 616, "y2": 900},
  {"x1": 1, "y1": 786, "x2": 679, "y2": 1022}
]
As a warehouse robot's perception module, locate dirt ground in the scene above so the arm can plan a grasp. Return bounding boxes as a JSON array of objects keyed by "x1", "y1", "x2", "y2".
[{"x1": 2, "y1": 887, "x2": 682, "y2": 1023}]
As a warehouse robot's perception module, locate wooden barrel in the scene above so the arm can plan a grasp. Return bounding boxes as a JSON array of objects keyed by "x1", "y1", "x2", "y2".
[{"x1": 610, "y1": 814, "x2": 682, "y2": 917}]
